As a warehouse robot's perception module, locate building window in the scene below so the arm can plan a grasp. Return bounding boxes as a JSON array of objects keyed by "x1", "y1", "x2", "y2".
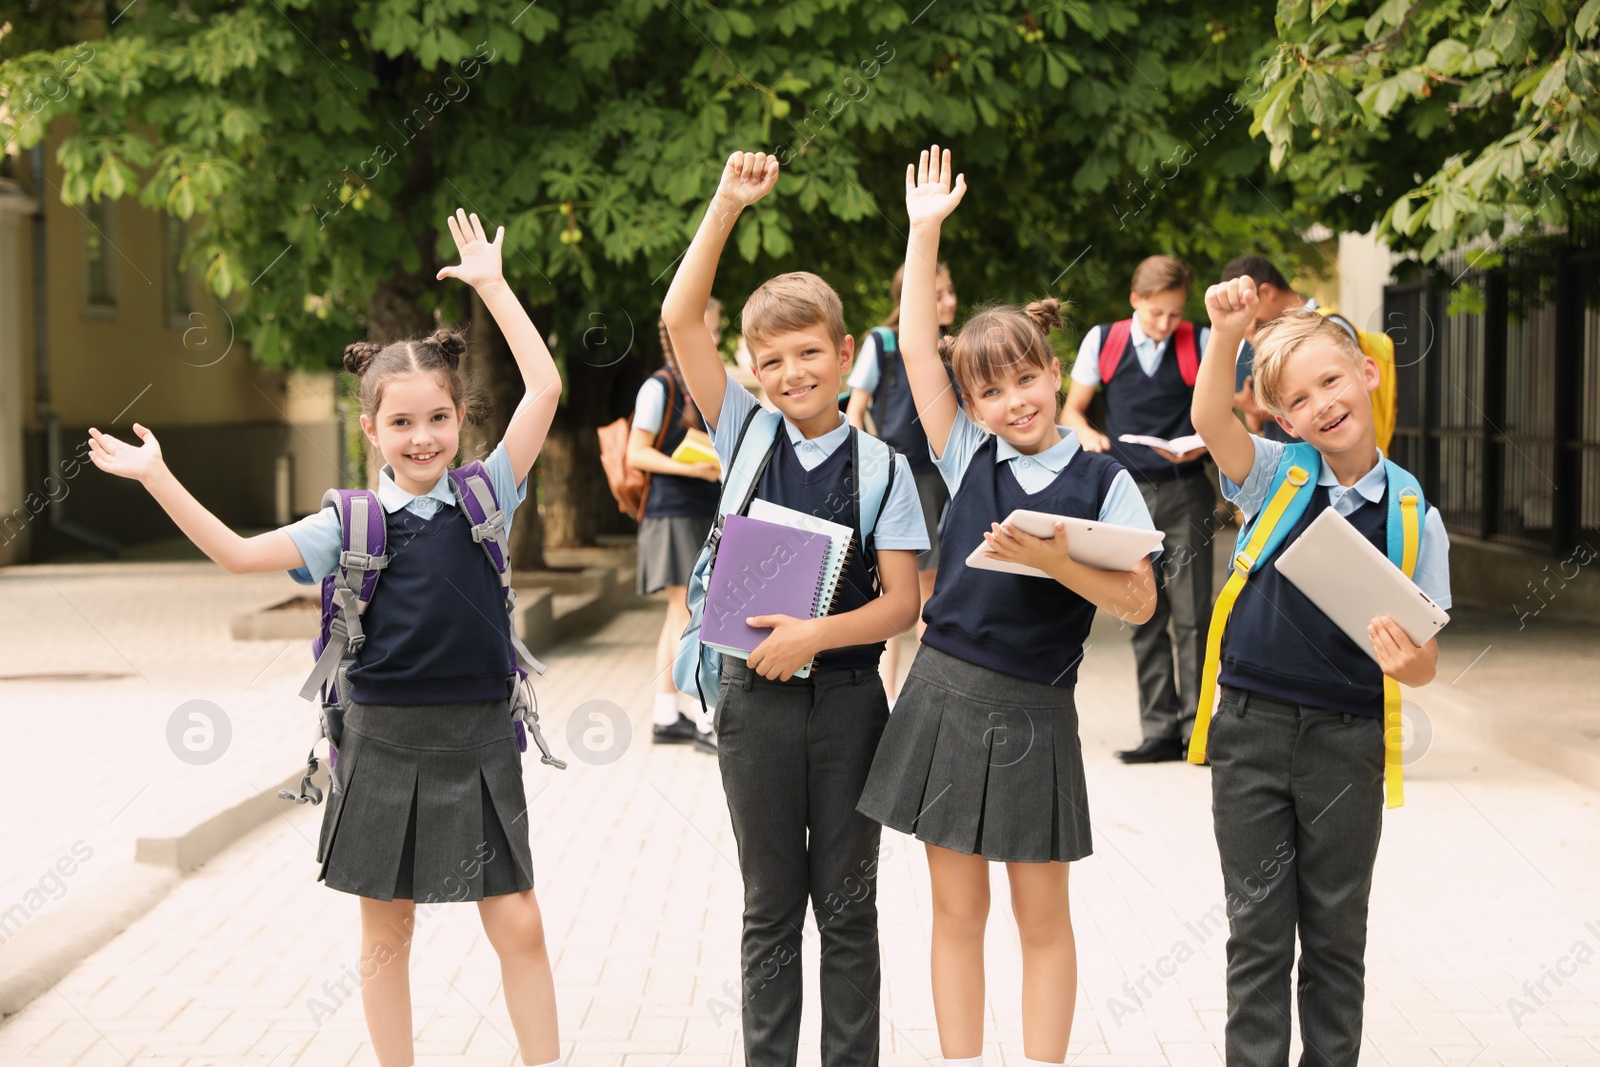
[
  {"x1": 166, "y1": 215, "x2": 195, "y2": 323},
  {"x1": 84, "y1": 199, "x2": 115, "y2": 311}
]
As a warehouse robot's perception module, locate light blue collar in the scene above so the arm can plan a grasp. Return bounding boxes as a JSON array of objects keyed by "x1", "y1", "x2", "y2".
[
  {"x1": 1317, "y1": 447, "x2": 1387, "y2": 505},
  {"x1": 1129, "y1": 316, "x2": 1156, "y2": 349},
  {"x1": 995, "y1": 426, "x2": 1082, "y2": 472},
  {"x1": 377, "y1": 464, "x2": 457, "y2": 514},
  {"x1": 783, "y1": 411, "x2": 852, "y2": 456}
]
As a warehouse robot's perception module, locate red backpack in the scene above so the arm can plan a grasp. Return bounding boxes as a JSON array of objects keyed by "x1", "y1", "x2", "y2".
[{"x1": 1098, "y1": 319, "x2": 1199, "y2": 386}]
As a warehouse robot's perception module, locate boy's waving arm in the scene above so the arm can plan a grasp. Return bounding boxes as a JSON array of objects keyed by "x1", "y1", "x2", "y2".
[
  {"x1": 901, "y1": 145, "x2": 967, "y2": 457},
  {"x1": 1192, "y1": 277, "x2": 1260, "y2": 487},
  {"x1": 663, "y1": 151, "x2": 780, "y2": 431},
  {"x1": 436, "y1": 209, "x2": 561, "y2": 486}
]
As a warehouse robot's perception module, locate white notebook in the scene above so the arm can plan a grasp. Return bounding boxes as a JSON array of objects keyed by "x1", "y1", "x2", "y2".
[
  {"x1": 1272, "y1": 507, "x2": 1450, "y2": 661},
  {"x1": 964, "y1": 509, "x2": 1165, "y2": 578},
  {"x1": 746, "y1": 499, "x2": 856, "y2": 618},
  {"x1": 1118, "y1": 432, "x2": 1206, "y2": 453}
]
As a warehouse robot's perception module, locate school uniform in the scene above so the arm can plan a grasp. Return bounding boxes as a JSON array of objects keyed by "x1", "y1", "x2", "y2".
[
  {"x1": 1211, "y1": 437, "x2": 1451, "y2": 1067},
  {"x1": 632, "y1": 368, "x2": 718, "y2": 594},
  {"x1": 857, "y1": 412, "x2": 1161, "y2": 862},
  {"x1": 847, "y1": 329, "x2": 956, "y2": 569},
  {"x1": 708, "y1": 371, "x2": 928, "y2": 1067},
  {"x1": 283, "y1": 443, "x2": 536, "y2": 904},
  {"x1": 1073, "y1": 319, "x2": 1214, "y2": 746}
]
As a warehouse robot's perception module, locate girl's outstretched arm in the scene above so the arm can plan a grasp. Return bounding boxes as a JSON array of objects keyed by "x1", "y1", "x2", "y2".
[
  {"x1": 901, "y1": 145, "x2": 967, "y2": 458},
  {"x1": 86, "y1": 424, "x2": 307, "y2": 574},
  {"x1": 436, "y1": 209, "x2": 561, "y2": 486}
]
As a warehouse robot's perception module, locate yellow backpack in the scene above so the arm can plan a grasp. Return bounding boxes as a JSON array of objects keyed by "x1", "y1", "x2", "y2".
[{"x1": 1316, "y1": 306, "x2": 1396, "y2": 455}]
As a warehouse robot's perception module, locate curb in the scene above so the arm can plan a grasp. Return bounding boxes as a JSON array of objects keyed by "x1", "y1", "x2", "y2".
[
  {"x1": 0, "y1": 767, "x2": 304, "y2": 1019},
  {"x1": 1, "y1": 579, "x2": 645, "y2": 1023}
]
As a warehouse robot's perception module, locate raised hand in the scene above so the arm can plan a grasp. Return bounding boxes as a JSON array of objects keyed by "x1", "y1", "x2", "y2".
[
  {"x1": 1205, "y1": 276, "x2": 1259, "y2": 335},
  {"x1": 436, "y1": 208, "x2": 505, "y2": 289},
  {"x1": 714, "y1": 151, "x2": 780, "y2": 211},
  {"x1": 905, "y1": 144, "x2": 967, "y2": 226},
  {"x1": 87, "y1": 424, "x2": 165, "y2": 483}
]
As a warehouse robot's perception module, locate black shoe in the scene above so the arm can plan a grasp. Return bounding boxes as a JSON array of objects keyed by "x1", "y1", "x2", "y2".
[
  {"x1": 1114, "y1": 737, "x2": 1186, "y2": 764},
  {"x1": 691, "y1": 730, "x2": 718, "y2": 755},
  {"x1": 653, "y1": 714, "x2": 700, "y2": 745}
]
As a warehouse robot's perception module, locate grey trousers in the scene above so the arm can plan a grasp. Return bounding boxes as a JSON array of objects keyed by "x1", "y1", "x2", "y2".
[
  {"x1": 1132, "y1": 470, "x2": 1217, "y2": 741},
  {"x1": 1208, "y1": 687, "x2": 1386, "y2": 1067},
  {"x1": 715, "y1": 656, "x2": 890, "y2": 1067}
]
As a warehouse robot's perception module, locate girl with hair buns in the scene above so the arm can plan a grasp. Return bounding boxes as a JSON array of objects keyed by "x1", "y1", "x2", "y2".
[
  {"x1": 857, "y1": 149, "x2": 1161, "y2": 1067},
  {"x1": 87, "y1": 209, "x2": 566, "y2": 1067}
]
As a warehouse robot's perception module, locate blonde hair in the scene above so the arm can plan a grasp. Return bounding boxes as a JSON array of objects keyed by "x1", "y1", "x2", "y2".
[
  {"x1": 1130, "y1": 254, "x2": 1194, "y2": 298},
  {"x1": 1251, "y1": 310, "x2": 1366, "y2": 417},
  {"x1": 940, "y1": 299, "x2": 1064, "y2": 400},
  {"x1": 741, "y1": 272, "x2": 846, "y2": 351}
]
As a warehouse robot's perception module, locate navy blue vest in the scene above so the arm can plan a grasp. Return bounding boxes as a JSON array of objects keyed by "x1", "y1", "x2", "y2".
[
  {"x1": 753, "y1": 431, "x2": 884, "y2": 671},
  {"x1": 643, "y1": 369, "x2": 720, "y2": 519},
  {"x1": 869, "y1": 329, "x2": 955, "y2": 474},
  {"x1": 1098, "y1": 324, "x2": 1205, "y2": 480},
  {"x1": 922, "y1": 437, "x2": 1123, "y2": 687},
  {"x1": 346, "y1": 503, "x2": 515, "y2": 706},
  {"x1": 1219, "y1": 485, "x2": 1388, "y2": 716}
]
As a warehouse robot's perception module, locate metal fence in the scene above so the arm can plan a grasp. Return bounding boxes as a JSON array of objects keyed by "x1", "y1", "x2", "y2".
[{"x1": 1383, "y1": 232, "x2": 1600, "y2": 555}]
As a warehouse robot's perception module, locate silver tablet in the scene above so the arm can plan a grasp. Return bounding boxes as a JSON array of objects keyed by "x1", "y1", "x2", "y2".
[
  {"x1": 1272, "y1": 507, "x2": 1450, "y2": 661},
  {"x1": 964, "y1": 509, "x2": 1165, "y2": 578}
]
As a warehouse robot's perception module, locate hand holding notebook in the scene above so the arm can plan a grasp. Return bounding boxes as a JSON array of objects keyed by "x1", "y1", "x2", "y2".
[{"x1": 670, "y1": 427, "x2": 720, "y2": 467}]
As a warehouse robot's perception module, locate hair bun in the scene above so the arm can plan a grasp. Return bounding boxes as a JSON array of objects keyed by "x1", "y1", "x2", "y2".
[
  {"x1": 937, "y1": 333, "x2": 959, "y2": 365},
  {"x1": 343, "y1": 340, "x2": 383, "y2": 376},
  {"x1": 1023, "y1": 298, "x2": 1064, "y2": 337},
  {"x1": 426, "y1": 328, "x2": 468, "y2": 369}
]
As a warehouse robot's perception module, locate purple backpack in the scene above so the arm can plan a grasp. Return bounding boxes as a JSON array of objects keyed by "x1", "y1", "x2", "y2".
[{"x1": 280, "y1": 460, "x2": 566, "y2": 805}]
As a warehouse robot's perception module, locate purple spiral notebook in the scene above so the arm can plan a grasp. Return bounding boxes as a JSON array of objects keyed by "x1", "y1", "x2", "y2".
[{"x1": 702, "y1": 514, "x2": 833, "y2": 672}]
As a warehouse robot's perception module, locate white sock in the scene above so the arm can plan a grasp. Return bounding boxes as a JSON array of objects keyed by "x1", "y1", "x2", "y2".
[
  {"x1": 1021, "y1": 1058, "x2": 1063, "y2": 1067},
  {"x1": 653, "y1": 692, "x2": 680, "y2": 727},
  {"x1": 523, "y1": 1059, "x2": 562, "y2": 1067},
  {"x1": 943, "y1": 1057, "x2": 982, "y2": 1067}
]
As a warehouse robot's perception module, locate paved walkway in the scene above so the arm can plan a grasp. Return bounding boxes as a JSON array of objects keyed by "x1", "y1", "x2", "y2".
[{"x1": 2, "y1": 583, "x2": 1598, "y2": 1066}]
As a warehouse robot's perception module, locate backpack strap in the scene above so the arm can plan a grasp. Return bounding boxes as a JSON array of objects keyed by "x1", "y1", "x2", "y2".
[
  {"x1": 298, "y1": 488, "x2": 388, "y2": 703},
  {"x1": 1173, "y1": 321, "x2": 1199, "y2": 387},
  {"x1": 1379, "y1": 460, "x2": 1426, "y2": 809},
  {"x1": 718, "y1": 407, "x2": 784, "y2": 518},
  {"x1": 1097, "y1": 319, "x2": 1133, "y2": 385},
  {"x1": 1187, "y1": 441, "x2": 1320, "y2": 766},
  {"x1": 868, "y1": 326, "x2": 900, "y2": 391},
  {"x1": 449, "y1": 462, "x2": 547, "y2": 679}
]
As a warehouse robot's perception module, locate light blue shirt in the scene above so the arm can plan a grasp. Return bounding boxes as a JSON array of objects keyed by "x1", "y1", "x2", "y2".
[
  {"x1": 710, "y1": 369, "x2": 929, "y2": 552},
  {"x1": 631, "y1": 376, "x2": 668, "y2": 434},
  {"x1": 1071, "y1": 318, "x2": 1212, "y2": 388},
  {"x1": 846, "y1": 331, "x2": 886, "y2": 394},
  {"x1": 933, "y1": 409, "x2": 1163, "y2": 559},
  {"x1": 1221, "y1": 436, "x2": 1452, "y2": 609},
  {"x1": 284, "y1": 441, "x2": 528, "y2": 585}
]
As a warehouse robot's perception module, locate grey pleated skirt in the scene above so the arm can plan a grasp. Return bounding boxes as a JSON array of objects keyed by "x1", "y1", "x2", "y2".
[
  {"x1": 857, "y1": 644, "x2": 1093, "y2": 863},
  {"x1": 637, "y1": 514, "x2": 714, "y2": 594},
  {"x1": 316, "y1": 699, "x2": 536, "y2": 902}
]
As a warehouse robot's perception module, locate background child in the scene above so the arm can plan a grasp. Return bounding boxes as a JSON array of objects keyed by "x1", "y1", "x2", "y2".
[
  {"x1": 846, "y1": 263, "x2": 960, "y2": 699},
  {"x1": 1190, "y1": 276, "x2": 1452, "y2": 1067},
  {"x1": 87, "y1": 210, "x2": 564, "y2": 1067},
  {"x1": 857, "y1": 147, "x2": 1160, "y2": 1067},
  {"x1": 628, "y1": 304, "x2": 723, "y2": 753},
  {"x1": 661, "y1": 150, "x2": 928, "y2": 1067},
  {"x1": 1061, "y1": 255, "x2": 1215, "y2": 764}
]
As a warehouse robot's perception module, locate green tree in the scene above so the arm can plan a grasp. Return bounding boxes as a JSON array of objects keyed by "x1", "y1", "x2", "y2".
[
  {"x1": 2, "y1": 0, "x2": 1310, "y2": 559},
  {"x1": 1250, "y1": 0, "x2": 1600, "y2": 260}
]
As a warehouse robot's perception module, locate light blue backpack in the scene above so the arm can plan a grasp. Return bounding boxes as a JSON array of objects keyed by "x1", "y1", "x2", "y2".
[{"x1": 672, "y1": 406, "x2": 899, "y2": 709}]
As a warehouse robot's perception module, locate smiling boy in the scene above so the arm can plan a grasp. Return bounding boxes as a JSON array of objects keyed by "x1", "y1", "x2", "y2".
[
  {"x1": 1188, "y1": 276, "x2": 1451, "y2": 1067},
  {"x1": 661, "y1": 151, "x2": 927, "y2": 1067}
]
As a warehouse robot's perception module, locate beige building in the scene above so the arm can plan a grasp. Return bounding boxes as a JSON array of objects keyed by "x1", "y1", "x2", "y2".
[{"x1": 0, "y1": 135, "x2": 340, "y2": 565}]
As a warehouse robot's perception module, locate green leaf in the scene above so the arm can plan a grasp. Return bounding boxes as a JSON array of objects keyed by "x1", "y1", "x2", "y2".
[{"x1": 1579, "y1": 0, "x2": 1600, "y2": 38}]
